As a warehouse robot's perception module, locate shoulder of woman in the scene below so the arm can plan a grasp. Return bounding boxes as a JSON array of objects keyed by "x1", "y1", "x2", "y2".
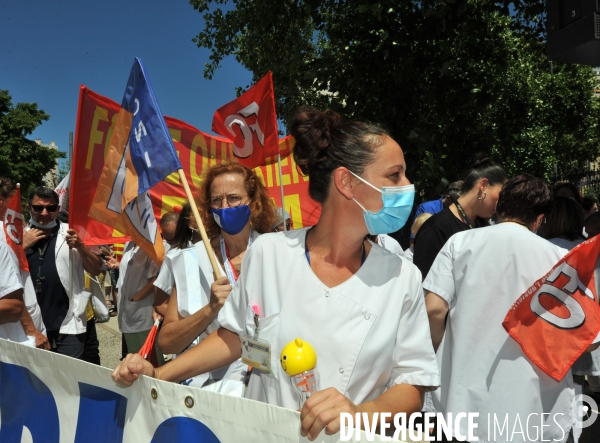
[{"x1": 248, "y1": 228, "x2": 307, "y2": 252}]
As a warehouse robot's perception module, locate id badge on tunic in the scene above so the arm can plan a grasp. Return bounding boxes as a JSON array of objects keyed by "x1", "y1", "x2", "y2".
[{"x1": 241, "y1": 335, "x2": 271, "y2": 373}]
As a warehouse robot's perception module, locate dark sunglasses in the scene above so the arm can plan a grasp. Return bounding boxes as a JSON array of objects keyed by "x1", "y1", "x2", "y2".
[{"x1": 30, "y1": 204, "x2": 58, "y2": 213}]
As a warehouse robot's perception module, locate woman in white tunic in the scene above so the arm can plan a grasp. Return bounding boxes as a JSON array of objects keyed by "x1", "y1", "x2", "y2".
[
  {"x1": 424, "y1": 174, "x2": 595, "y2": 443},
  {"x1": 113, "y1": 107, "x2": 439, "y2": 440},
  {"x1": 155, "y1": 164, "x2": 277, "y2": 391}
]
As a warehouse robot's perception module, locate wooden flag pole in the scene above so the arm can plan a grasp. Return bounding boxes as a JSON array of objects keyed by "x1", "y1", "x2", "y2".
[
  {"x1": 177, "y1": 168, "x2": 223, "y2": 279},
  {"x1": 276, "y1": 153, "x2": 287, "y2": 231}
]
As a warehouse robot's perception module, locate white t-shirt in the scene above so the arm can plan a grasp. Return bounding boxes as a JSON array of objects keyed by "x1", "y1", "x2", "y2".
[
  {"x1": 218, "y1": 228, "x2": 440, "y2": 410},
  {"x1": 376, "y1": 234, "x2": 404, "y2": 256},
  {"x1": 423, "y1": 223, "x2": 575, "y2": 442},
  {"x1": 0, "y1": 242, "x2": 34, "y2": 346},
  {"x1": 117, "y1": 243, "x2": 159, "y2": 334}
]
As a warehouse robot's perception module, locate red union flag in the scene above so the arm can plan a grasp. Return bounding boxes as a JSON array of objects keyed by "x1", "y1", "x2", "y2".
[
  {"x1": 212, "y1": 72, "x2": 279, "y2": 168},
  {"x1": 503, "y1": 236, "x2": 600, "y2": 381},
  {"x1": 3, "y1": 185, "x2": 29, "y2": 272}
]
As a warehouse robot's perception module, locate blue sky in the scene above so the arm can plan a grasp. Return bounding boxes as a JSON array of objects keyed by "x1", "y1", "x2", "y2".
[{"x1": 0, "y1": 0, "x2": 252, "y2": 164}]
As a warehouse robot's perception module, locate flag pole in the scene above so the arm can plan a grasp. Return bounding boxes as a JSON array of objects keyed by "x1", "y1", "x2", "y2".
[
  {"x1": 276, "y1": 153, "x2": 287, "y2": 231},
  {"x1": 177, "y1": 169, "x2": 223, "y2": 279},
  {"x1": 69, "y1": 131, "x2": 74, "y2": 300}
]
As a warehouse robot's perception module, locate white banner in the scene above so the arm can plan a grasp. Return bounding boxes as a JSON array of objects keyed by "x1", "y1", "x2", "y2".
[
  {"x1": 0, "y1": 339, "x2": 421, "y2": 442},
  {"x1": 54, "y1": 171, "x2": 70, "y2": 213}
]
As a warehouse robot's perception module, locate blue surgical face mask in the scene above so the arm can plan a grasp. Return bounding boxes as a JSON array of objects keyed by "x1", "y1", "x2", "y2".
[
  {"x1": 211, "y1": 205, "x2": 251, "y2": 235},
  {"x1": 350, "y1": 171, "x2": 415, "y2": 235}
]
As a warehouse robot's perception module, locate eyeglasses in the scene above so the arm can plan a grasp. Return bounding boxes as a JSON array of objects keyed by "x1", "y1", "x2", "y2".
[
  {"x1": 30, "y1": 204, "x2": 58, "y2": 213},
  {"x1": 209, "y1": 194, "x2": 247, "y2": 209}
]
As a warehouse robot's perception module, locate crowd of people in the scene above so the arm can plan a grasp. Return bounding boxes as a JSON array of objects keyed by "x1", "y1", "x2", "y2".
[{"x1": 1, "y1": 106, "x2": 600, "y2": 442}]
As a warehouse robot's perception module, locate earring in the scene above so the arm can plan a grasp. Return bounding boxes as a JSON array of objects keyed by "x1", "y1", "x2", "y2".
[{"x1": 477, "y1": 191, "x2": 487, "y2": 201}]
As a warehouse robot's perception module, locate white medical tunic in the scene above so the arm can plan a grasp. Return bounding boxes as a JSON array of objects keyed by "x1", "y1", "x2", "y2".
[
  {"x1": 423, "y1": 223, "x2": 576, "y2": 443},
  {"x1": 164, "y1": 239, "x2": 249, "y2": 391},
  {"x1": 117, "y1": 243, "x2": 159, "y2": 334},
  {"x1": 218, "y1": 228, "x2": 440, "y2": 410},
  {"x1": 0, "y1": 242, "x2": 34, "y2": 346}
]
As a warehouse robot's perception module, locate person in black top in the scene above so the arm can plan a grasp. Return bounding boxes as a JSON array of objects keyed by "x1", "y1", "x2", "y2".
[
  {"x1": 413, "y1": 157, "x2": 508, "y2": 279},
  {"x1": 24, "y1": 187, "x2": 103, "y2": 359}
]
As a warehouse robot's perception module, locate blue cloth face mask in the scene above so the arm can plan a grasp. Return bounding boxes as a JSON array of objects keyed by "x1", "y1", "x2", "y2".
[
  {"x1": 350, "y1": 171, "x2": 415, "y2": 235},
  {"x1": 211, "y1": 205, "x2": 251, "y2": 235}
]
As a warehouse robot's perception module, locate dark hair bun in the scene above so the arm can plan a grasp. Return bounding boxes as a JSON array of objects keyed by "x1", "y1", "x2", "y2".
[
  {"x1": 290, "y1": 107, "x2": 343, "y2": 175},
  {"x1": 472, "y1": 153, "x2": 491, "y2": 169},
  {"x1": 289, "y1": 106, "x2": 388, "y2": 203}
]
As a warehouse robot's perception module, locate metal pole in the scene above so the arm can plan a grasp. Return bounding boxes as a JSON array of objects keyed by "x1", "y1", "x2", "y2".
[{"x1": 277, "y1": 154, "x2": 287, "y2": 230}]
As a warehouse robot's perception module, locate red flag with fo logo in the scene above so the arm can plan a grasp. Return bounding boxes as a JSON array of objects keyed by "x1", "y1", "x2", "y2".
[
  {"x1": 3, "y1": 185, "x2": 29, "y2": 272},
  {"x1": 503, "y1": 236, "x2": 600, "y2": 381},
  {"x1": 212, "y1": 72, "x2": 279, "y2": 168}
]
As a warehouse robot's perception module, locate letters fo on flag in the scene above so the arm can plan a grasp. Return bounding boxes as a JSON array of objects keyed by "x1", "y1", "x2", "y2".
[
  {"x1": 3, "y1": 186, "x2": 29, "y2": 272},
  {"x1": 212, "y1": 71, "x2": 279, "y2": 168},
  {"x1": 89, "y1": 58, "x2": 181, "y2": 264},
  {"x1": 503, "y1": 236, "x2": 600, "y2": 381}
]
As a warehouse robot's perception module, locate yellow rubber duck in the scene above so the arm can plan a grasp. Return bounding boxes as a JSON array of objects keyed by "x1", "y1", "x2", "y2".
[{"x1": 280, "y1": 338, "x2": 317, "y2": 376}]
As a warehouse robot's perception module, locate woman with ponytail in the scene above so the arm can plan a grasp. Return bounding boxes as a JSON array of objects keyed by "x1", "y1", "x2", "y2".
[{"x1": 414, "y1": 156, "x2": 508, "y2": 279}]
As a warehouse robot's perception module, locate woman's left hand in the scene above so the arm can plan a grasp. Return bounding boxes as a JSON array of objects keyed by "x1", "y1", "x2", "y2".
[{"x1": 300, "y1": 387, "x2": 358, "y2": 441}]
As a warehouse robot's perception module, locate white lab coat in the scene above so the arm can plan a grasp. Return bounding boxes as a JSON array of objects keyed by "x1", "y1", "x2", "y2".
[
  {"x1": 0, "y1": 222, "x2": 46, "y2": 336},
  {"x1": 0, "y1": 242, "x2": 34, "y2": 346},
  {"x1": 218, "y1": 228, "x2": 440, "y2": 410},
  {"x1": 423, "y1": 223, "x2": 576, "y2": 443},
  {"x1": 116, "y1": 243, "x2": 158, "y2": 334}
]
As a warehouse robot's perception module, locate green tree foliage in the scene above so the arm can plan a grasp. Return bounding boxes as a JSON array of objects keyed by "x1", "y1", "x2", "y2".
[
  {"x1": 0, "y1": 90, "x2": 64, "y2": 197},
  {"x1": 191, "y1": 0, "x2": 600, "y2": 197}
]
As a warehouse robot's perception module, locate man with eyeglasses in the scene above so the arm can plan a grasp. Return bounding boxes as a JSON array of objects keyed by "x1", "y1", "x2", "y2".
[{"x1": 24, "y1": 187, "x2": 103, "y2": 359}]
